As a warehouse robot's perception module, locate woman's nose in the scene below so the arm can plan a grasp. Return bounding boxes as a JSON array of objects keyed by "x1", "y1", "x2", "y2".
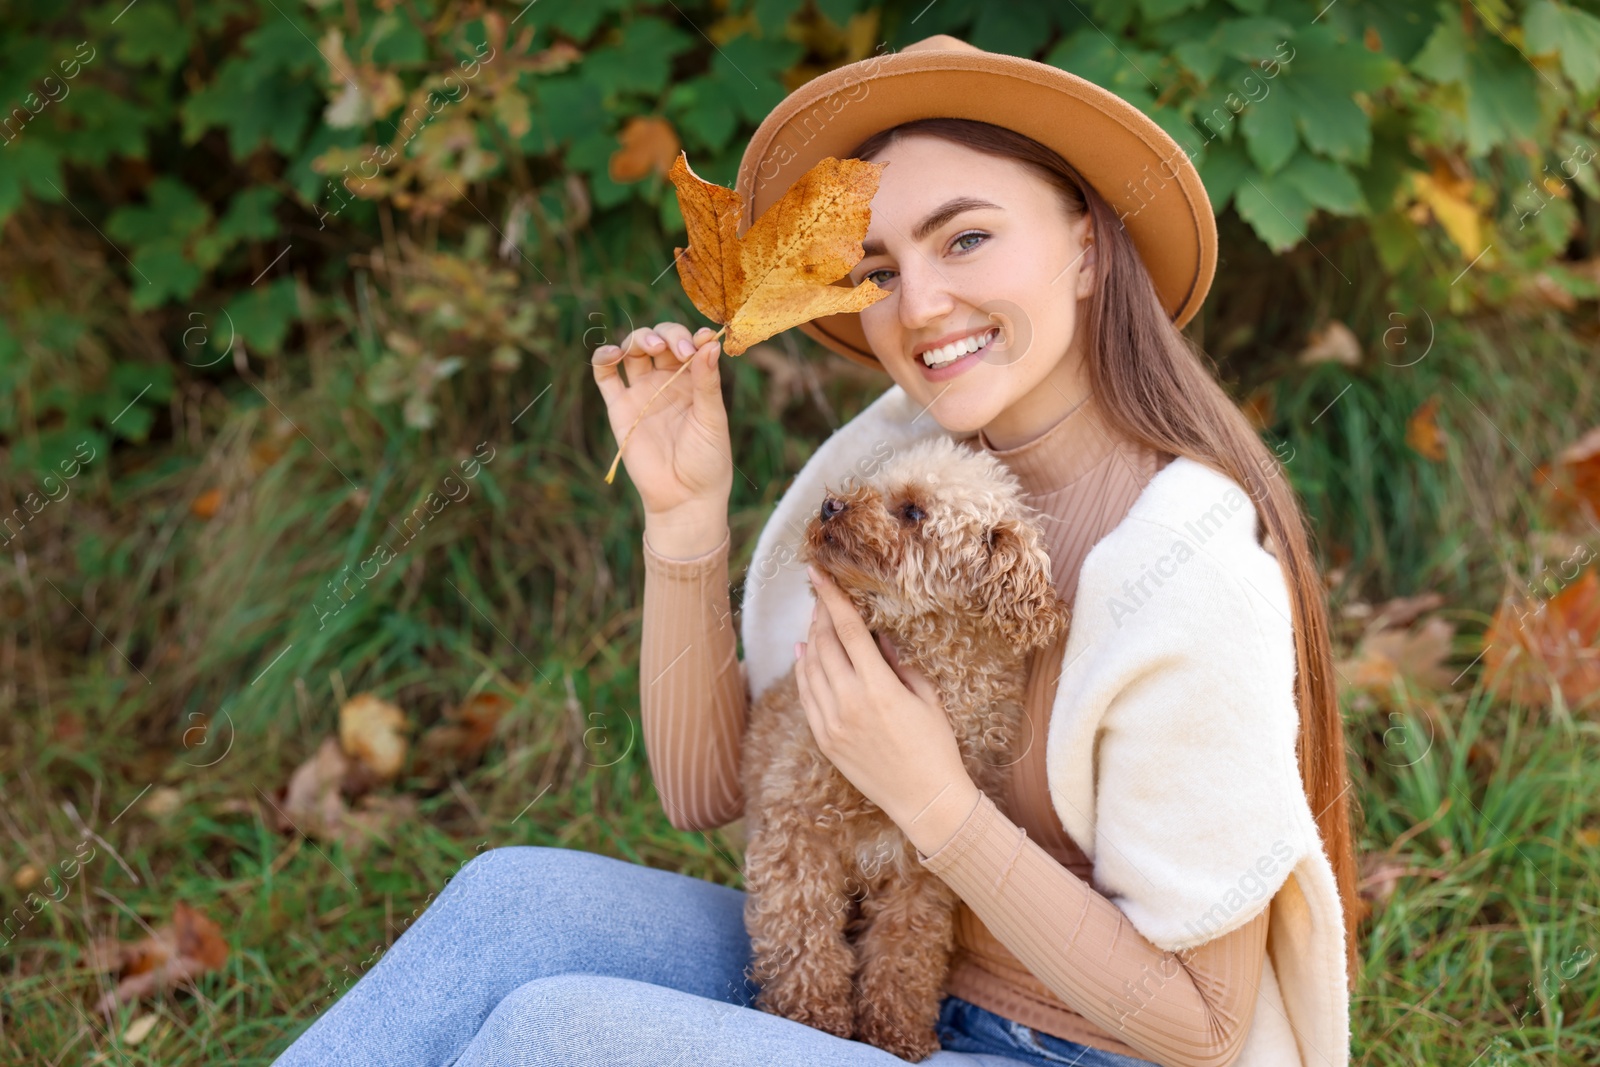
[{"x1": 896, "y1": 262, "x2": 956, "y2": 331}]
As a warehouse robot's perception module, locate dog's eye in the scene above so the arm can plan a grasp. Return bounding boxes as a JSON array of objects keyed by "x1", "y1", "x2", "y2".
[{"x1": 899, "y1": 502, "x2": 925, "y2": 524}]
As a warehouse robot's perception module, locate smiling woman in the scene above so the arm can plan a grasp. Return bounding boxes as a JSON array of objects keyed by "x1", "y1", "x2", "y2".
[
  {"x1": 839, "y1": 133, "x2": 1100, "y2": 447},
  {"x1": 274, "y1": 33, "x2": 1356, "y2": 1067}
]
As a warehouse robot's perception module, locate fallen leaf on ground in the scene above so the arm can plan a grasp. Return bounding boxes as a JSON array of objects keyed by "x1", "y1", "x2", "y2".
[
  {"x1": 277, "y1": 736, "x2": 351, "y2": 840},
  {"x1": 122, "y1": 1013, "x2": 159, "y2": 1044},
  {"x1": 1298, "y1": 320, "x2": 1361, "y2": 366},
  {"x1": 1405, "y1": 397, "x2": 1446, "y2": 461},
  {"x1": 339, "y1": 693, "x2": 411, "y2": 783},
  {"x1": 1536, "y1": 426, "x2": 1600, "y2": 531},
  {"x1": 1336, "y1": 615, "x2": 1457, "y2": 708},
  {"x1": 274, "y1": 736, "x2": 417, "y2": 850},
  {"x1": 1482, "y1": 567, "x2": 1600, "y2": 713},
  {"x1": 190, "y1": 488, "x2": 223, "y2": 519},
  {"x1": 414, "y1": 691, "x2": 513, "y2": 781},
  {"x1": 90, "y1": 901, "x2": 228, "y2": 1015},
  {"x1": 144, "y1": 786, "x2": 183, "y2": 819}
]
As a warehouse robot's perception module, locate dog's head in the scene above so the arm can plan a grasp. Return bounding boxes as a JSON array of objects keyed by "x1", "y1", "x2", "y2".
[{"x1": 799, "y1": 435, "x2": 1067, "y2": 652}]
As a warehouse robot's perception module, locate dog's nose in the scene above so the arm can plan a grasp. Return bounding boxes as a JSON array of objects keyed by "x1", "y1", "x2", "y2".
[{"x1": 820, "y1": 497, "x2": 847, "y2": 522}]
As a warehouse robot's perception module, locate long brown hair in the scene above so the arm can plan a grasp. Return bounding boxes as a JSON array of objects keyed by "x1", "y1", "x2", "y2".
[{"x1": 848, "y1": 117, "x2": 1362, "y2": 989}]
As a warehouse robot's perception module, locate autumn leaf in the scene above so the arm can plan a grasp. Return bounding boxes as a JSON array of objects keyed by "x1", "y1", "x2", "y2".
[
  {"x1": 339, "y1": 693, "x2": 411, "y2": 783},
  {"x1": 669, "y1": 151, "x2": 890, "y2": 355},
  {"x1": 1409, "y1": 166, "x2": 1483, "y2": 260},
  {"x1": 1405, "y1": 396, "x2": 1447, "y2": 461},
  {"x1": 1298, "y1": 320, "x2": 1361, "y2": 366},
  {"x1": 413, "y1": 691, "x2": 513, "y2": 784},
  {"x1": 610, "y1": 117, "x2": 680, "y2": 183},
  {"x1": 90, "y1": 901, "x2": 229, "y2": 1016},
  {"x1": 1536, "y1": 426, "x2": 1600, "y2": 530},
  {"x1": 603, "y1": 152, "x2": 890, "y2": 483},
  {"x1": 191, "y1": 488, "x2": 224, "y2": 519},
  {"x1": 273, "y1": 735, "x2": 417, "y2": 851},
  {"x1": 1336, "y1": 614, "x2": 1457, "y2": 710},
  {"x1": 122, "y1": 1013, "x2": 160, "y2": 1045},
  {"x1": 1482, "y1": 567, "x2": 1600, "y2": 712}
]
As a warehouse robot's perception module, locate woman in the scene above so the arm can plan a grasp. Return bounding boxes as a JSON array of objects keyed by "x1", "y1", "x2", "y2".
[{"x1": 274, "y1": 35, "x2": 1358, "y2": 1067}]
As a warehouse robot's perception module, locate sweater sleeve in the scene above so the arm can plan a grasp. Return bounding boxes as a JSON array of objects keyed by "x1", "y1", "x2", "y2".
[
  {"x1": 640, "y1": 527, "x2": 750, "y2": 832},
  {"x1": 916, "y1": 791, "x2": 1269, "y2": 1067}
]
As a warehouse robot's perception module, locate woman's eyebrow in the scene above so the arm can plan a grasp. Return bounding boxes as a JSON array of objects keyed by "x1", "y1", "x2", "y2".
[{"x1": 860, "y1": 196, "x2": 1003, "y2": 257}]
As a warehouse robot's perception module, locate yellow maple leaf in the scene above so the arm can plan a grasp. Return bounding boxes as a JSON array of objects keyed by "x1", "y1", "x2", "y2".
[
  {"x1": 669, "y1": 150, "x2": 891, "y2": 355},
  {"x1": 1410, "y1": 170, "x2": 1483, "y2": 260},
  {"x1": 603, "y1": 152, "x2": 890, "y2": 482}
]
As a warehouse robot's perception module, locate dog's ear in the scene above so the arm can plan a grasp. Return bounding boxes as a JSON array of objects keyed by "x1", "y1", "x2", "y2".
[{"x1": 977, "y1": 519, "x2": 1069, "y2": 649}]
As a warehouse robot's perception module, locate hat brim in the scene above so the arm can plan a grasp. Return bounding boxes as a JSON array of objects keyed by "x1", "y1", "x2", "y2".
[{"x1": 734, "y1": 47, "x2": 1216, "y2": 373}]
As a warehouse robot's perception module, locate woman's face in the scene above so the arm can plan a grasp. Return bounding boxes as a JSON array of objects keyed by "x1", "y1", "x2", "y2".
[{"x1": 846, "y1": 134, "x2": 1098, "y2": 448}]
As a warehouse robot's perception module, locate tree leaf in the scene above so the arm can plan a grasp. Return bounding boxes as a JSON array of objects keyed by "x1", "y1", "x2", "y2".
[
  {"x1": 1412, "y1": 11, "x2": 1540, "y2": 155},
  {"x1": 1483, "y1": 568, "x2": 1600, "y2": 712},
  {"x1": 1235, "y1": 170, "x2": 1313, "y2": 252},
  {"x1": 1198, "y1": 137, "x2": 1252, "y2": 211},
  {"x1": 609, "y1": 116, "x2": 681, "y2": 183},
  {"x1": 667, "y1": 151, "x2": 890, "y2": 355},
  {"x1": 1278, "y1": 25, "x2": 1391, "y2": 164},
  {"x1": 90, "y1": 901, "x2": 230, "y2": 1016},
  {"x1": 1525, "y1": 0, "x2": 1600, "y2": 94},
  {"x1": 1279, "y1": 151, "x2": 1368, "y2": 214},
  {"x1": 1240, "y1": 85, "x2": 1298, "y2": 174}
]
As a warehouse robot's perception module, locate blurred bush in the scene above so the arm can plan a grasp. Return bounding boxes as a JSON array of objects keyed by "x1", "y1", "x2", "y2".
[{"x1": 1, "y1": 0, "x2": 1598, "y2": 726}]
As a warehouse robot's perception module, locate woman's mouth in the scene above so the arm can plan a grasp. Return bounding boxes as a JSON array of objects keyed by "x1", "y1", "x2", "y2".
[{"x1": 918, "y1": 327, "x2": 1000, "y2": 382}]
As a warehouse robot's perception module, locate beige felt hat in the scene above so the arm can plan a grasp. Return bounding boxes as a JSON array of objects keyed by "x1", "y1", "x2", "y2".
[{"x1": 733, "y1": 33, "x2": 1217, "y2": 373}]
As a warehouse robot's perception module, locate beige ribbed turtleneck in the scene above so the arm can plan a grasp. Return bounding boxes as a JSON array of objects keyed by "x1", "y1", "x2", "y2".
[{"x1": 637, "y1": 393, "x2": 1270, "y2": 1067}]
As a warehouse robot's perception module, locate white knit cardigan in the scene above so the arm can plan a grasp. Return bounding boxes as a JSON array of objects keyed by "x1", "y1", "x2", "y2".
[{"x1": 739, "y1": 383, "x2": 1351, "y2": 1067}]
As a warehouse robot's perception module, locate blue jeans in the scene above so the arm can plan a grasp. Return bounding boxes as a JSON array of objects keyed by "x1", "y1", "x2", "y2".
[{"x1": 272, "y1": 845, "x2": 1156, "y2": 1067}]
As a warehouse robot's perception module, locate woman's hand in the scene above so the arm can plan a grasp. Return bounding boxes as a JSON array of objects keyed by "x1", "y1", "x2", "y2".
[
  {"x1": 795, "y1": 565, "x2": 982, "y2": 857},
  {"x1": 591, "y1": 321, "x2": 733, "y2": 517}
]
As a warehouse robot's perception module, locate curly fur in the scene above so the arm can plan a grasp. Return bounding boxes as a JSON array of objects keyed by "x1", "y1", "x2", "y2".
[{"x1": 740, "y1": 434, "x2": 1069, "y2": 1061}]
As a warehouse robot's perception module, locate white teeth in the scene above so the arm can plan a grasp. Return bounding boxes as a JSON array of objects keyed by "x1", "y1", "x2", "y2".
[{"x1": 922, "y1": 328, "x2": 997, "y2": 368}]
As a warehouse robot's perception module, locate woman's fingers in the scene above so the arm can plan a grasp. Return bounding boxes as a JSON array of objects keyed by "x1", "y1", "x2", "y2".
[
  {"x1": 592, "y1": 342, "x2": 626, "y2": 406},
  {"x1": 610, "y1": 326, "x2": 656, "y2": 382},
  {"x1": 593, "y1": 323, "x2": 714, "y2": 399},
  {"x1": 652, "y1": 321, "x2": 699, "y2": 363}
]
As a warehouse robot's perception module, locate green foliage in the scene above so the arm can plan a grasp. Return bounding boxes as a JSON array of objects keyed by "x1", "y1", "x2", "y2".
[{"x1": 3, "y1": 3, "x2": 1600, "y2": 1062}]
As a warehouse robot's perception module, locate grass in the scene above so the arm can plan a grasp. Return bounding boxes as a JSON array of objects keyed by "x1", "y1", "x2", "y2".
[{"x1": 3, "y1": 297, "x2": 1598, "y2": 1064}]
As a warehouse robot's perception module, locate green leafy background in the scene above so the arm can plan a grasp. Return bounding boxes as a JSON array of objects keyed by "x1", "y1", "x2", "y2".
[{"x1": 2, "y1": 1, "x2": 1599, "y2": 1063}]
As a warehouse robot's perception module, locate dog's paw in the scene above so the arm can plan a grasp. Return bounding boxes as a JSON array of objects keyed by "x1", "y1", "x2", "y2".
[
  {"x1": 756, "y1": 988, "x2": 854, "y2": 1040},
  {"x1": 853, "y1": 1011, "x2": 941, "y2": 1063}
]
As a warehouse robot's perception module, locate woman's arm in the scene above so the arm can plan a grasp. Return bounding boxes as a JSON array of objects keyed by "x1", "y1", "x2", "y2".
[
  {"x1": 640, "y1": 526, "x2": 749, "y2": 831},
  {"x1": 917, "y1": 791, "x2": 1269, "y2": 1067}
]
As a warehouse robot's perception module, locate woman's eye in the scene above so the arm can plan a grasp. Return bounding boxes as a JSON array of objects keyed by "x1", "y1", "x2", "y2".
[
  {"x1": 900, "y1": 502, "x2": 925, "y2": 523},
  {"x1": 859, "y1": 233, "x2": 987, "y2": 288}
]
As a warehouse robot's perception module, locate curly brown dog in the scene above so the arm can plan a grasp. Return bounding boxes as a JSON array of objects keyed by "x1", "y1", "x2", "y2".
[{"x1": 740, "y1": 433, "x2": 1069, "y2": 1062}]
